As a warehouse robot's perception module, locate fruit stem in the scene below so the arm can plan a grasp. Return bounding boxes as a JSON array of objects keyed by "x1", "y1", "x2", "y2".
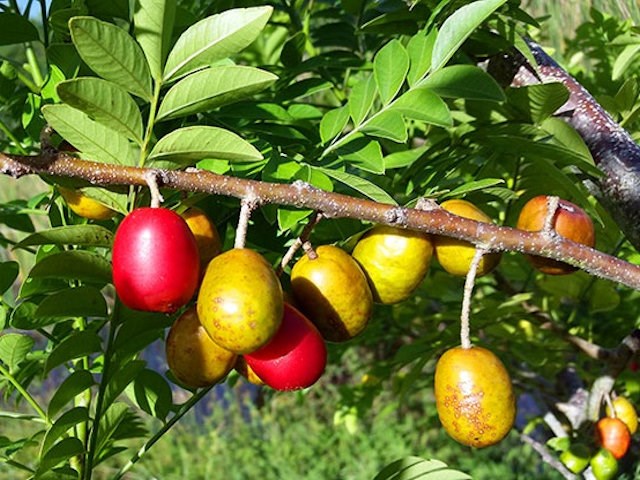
[
  {"x1": 302, "y1": 241, "x2": 318, "y2": 260},
  {"x1": 604, "y1": 392, "x2": 616, "y2": 418},
  {"x1": 460, "y1": 248, "x2": 486, "y2": 349},
  {"x1": 234, "y1": 196, "x2": 259, "y2": 249},
  {"x1": 543, "y1": 196, "x2": 560, "y2": 234},
  {"x1": 144, "y1": 171, "x2": 164, "y2": 208},
  {"x1": 277, "y1": 211, "x2": 323, "y2": 275}
]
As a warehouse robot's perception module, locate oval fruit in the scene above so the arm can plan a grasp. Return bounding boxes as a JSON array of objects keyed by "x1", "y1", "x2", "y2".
[
  {"x1": 606, "y1": 396, "x2": 638, "y2": 435},
  {"x1": 595, "y1": 416, "x2": 631, "y2": 460},
  {"x1": 433, "y1": 200, "x2": 501, "y2": 277},
  {"x1": 112, "y1": 207, "x2": 199, "y2": 313},
  {"x1": 352, "y1": 225, "x2": 433, "y2": 304},
  {"x1": 181, "y1": 206, "x2": 222, "y2": 266},
  {"x1": 197, "y1": 248, "x2": 283, "y2": 354},
  {"x1": 516, "y1": 195, "x2": 595, "y2": 275},
  {"x1": 59, "y1": 186, "x2": 116, "y2": 221},
  {"x1": 291, "y1": 245, "x2": 373, "y2": 342},
  {"x1": 434, "y1": 345, "x2": 515, "y2": 448},
  {"x1": 245, "y1": 303, "x2": 327, "y2": 390},
  {"x1": 166, "y1": 307, "x2": 237, "y2": 388},
  {"x1": 235, "y1": 356, "x2": 264, "y2": 386},
  {"x1": 590, "y1": 448, "x2": 618, "y2": 480},
  {"x1": 559, "y1": 443, "x2": 591, "y2": 474}
]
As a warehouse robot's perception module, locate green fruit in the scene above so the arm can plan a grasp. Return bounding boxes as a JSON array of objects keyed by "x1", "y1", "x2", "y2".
[
  {"x1": 560, "y1": 443, "x2": 591, "y2": 474},
  {"x1": 352, "y1": 225, "x2": 433, "y2": 304},
  {"x1": 197, "y1": 248, "x2": 283, "y2": 354},
  {"x1": 590, "y1": 448, "x2": 618, "y2": 480},
  {"x1": 434, "y1": 346, "x2": 515, "y2": 448},
  {"x1": 291, "y1": 245, "x2": 373, "y2": 342}
]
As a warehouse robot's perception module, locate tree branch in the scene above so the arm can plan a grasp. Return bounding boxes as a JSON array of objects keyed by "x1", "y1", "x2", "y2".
[{"x1": 3, "y1": 151, "x2": 640, "y2": 292}]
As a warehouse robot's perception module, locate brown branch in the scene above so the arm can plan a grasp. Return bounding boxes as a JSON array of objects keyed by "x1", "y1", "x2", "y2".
[{"x1": 3, "y1": 151, "x2": 640, "y2": 291}]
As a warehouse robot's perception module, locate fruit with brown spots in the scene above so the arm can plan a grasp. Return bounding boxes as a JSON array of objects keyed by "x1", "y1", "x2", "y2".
[
  {"x1": 352, "y1": 225, "x2": 433, "y2": 304},
  {"x1": 181, "y1": 206, "x2": 222, "y2": 266},
  {"x1": 165, "y1": 307, "x2": 237, "y2": 388},
  {"x1": 516, "y1": 195, "x2": 595, "y2": 275},
  {"x1": 433, "y1": 200, "x2": 501, "y2": 277},
  {"x1": 434, "y1": 345, "x2": 515, "y2": 447},
  {"x1": 290, "y1": 245, "x2": 373, "y2": 342},
  {"x1": 197, "y1": 248, "x2": 283, "y2": 354}
]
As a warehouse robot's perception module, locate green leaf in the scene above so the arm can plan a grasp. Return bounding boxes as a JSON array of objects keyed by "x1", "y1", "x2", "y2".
[
  {"x1": 147, "y1": 126, "x2": 262, "y2": 168},
  {"x1": 0, "y1": 261, "x2": 19, "y2": 295},
  {"x1": 41, "y1": 407, "x2": 89, "y2": 456},
  {"x1": 421, "y1": 65, "x2": 505, "y2": 101},
  {"x1": 393, "y1": 88, "x2": 452, "y2": 126},
  {"x1": 42, "y1": 104, "x2": 140, "y2": 166},
  {"x1": 362, "y1": 110, "x2": 408, "y2": 143},
  {"x1": 157, "y1": 66, "x2": 277, "y2": 121},
  {"x1": 29, "y1": 250, "x2": 112, "y2": 285},
  {"x1": 374, "y1": 39, "x2": 409, "y2": 105},
  {"x1": 506, "y1": 83, "x2": 569, "y2": 123},
  {"x1": 35, "y1": 286, "x2": 108, "y2": 319},
  {"x1": 45, "y1": 331, "x2": 102, "y2": 375},
  {"x1": 95, "y1": 403, "x2": 129, "y2": 456},
  {"x1": 128, "y1": 369, "x2": 172, "y2": 421},
  {"x1": 431, "y1": 0, "x2": 508, "y2": 72},
  {"x1": 75, "y1": 187, "x2": 129, "y2": 216},
  {"x1": 541, "y1": 117, "x2": 592, "y2": 161},
  {"x1": 336, "y1": 136, "x2": 384, "y2": 174},
  {"x1": 48, "y1": 370, "x2": 95, "y2": 419},
  {"x1": 35, "y1": 437, "x2": 84, "y2": 478},
  {"x1": 0, "y1": 13, "x2": 39, "y2": 45},
  {"x1": 384, "y1": 146, "x2": 428, "y2": 169},
  {"x1": 16, "y1": 225, "x2": 114, "y2": 249},
  {"x1": 103, "y1": 361, "x2": 146, "y2": 411},
  {"x1": 133, "y1": 0, "x2": 177, "y2": 80},
  {"x1": 443, "y1": 178, "x2": 505, "y2": 198},
  {"x1": 613, "y1": 44, "x2": 640, "y2": 81},
  {"x1": 0, "y1": 333, "x2": 34, "y2": 371},
  {"x1": 69, "y1": 16, "x2": 152, "y2": 100},
  {"x1": 163, "y1": 6, "x2": 273, "y2": 82},
  {"x1": 349, "y1": 75, "x2": 377, "y2": 126},
  {"x1": 57, "y1": 77, "x2": 144, "y2": 144},
  {"x1": 314, "y1": 167, "x2": 396, "y2": 205},
  {"x1": 374, "y1": 456, "x2": 471, "y2": 480},
  {"x1": 407, "y1": 29, "x2": 436, "y2": 86},
  {"x1": 320, "y1": 105, "x2": 350, "y2": 144}
]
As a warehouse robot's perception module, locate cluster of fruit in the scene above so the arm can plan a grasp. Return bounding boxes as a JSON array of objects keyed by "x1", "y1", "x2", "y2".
[
  {"x1": 65, "y1": 185, "x2": 597, "y2": 447},
  {"x1": 558, "y1": 396, "x2": 637, "y2": 479}
]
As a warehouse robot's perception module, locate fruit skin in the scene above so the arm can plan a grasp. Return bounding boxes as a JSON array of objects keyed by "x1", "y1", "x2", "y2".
[
  {"x1": 516, "y1": 195, "x2": 595, "y2": 275},
  {"x1": 606, "y1": 396, "x2": 638, "y2": 435},
  {"x1": 112, "y1": 207, "x2": 200, "y2": 313},
  {"x1": 181, "y1": 207, "x2": 222, "y2": 266},
  {"x1": 559, "y1": 443, "x2": 591, "y2": 474},
  {"x1": 590, "y1": 448, "x2": 619, "y2": 480},
  {"x1": 352, "y1": 225, "x2": 433, "y2": 304},
  {"x1": 59, "y1": 186, "x2": 116, "y2": 221},
  {"x1": 197, "y1": 248, "x2": 283, "y2": 354},
  {"x1": 595, "y1": 416, "x2": 631, "y2": 460},
  {"x1": 166, "y1": 307, "x2": 237, "y2": 388},
  {"x1": 245, "y1": 303, "x2": 327, "y2": 390},
  {"x1": 291, "y1": 245, "x2": 373, "y2": 342},
  {"x1": 434, "y1": 345, "x2": 515, "y2": 448},
  {"x1": 433, "y1": 200, "x2": 501, "y2": 277},
  {"x1": 235, "y1": 356, "x2": 264, "y2": 385}
]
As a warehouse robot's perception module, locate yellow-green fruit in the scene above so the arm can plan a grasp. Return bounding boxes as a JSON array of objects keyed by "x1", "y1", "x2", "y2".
[
  {"x1": 197, "y1": 248, "x2": 283, "y2": 354},
  {"x1": 58, "y1": 186, "x2": 116, "y2": 221},
  {"x1": 291, "y1": 245, "x2": 373, "y2": 342},
  {"x1": 433, "y1": 199, "x2": 501, "y2": 276},
  {"x1": 352, "y1": 225, "x2": 433, "y2": 304},
  {"x1": 590, "y1": 448, "x2": 618, "y2": 480},
  {"x1": 560, "y1": 443, "x2": 591, "y2": 474},
  {"x1": 606, "y1": 396, "x2": 638, "y2": 435},
  {"x1": 165, "y1": 307, "x2": 237, "y2": 388},
  {"x1": 435, "y1": 346, "x2": 515, "y2": 448}
]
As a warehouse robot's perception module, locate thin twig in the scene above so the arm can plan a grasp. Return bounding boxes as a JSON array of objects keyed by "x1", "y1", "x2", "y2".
[
  {"x1": 144, "y1": 170, "x2": 164, "y2": 208},
  {"x1": 460, "y1": 248, "x2": 486, "y2": 349},
  {"x1": 234, "y1": 195, "x2": 258, "y2": 249},
  {"x1": 277, "y1": 211, "x2": 323, "y2": 275},
  {"x1": 520, "y1": 434, "x2": 577, "y2": 480}
]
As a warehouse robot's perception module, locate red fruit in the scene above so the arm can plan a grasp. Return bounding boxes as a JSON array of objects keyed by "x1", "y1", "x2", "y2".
[
  {"x1": 244, "y1": 303, "x2": 327, "y2": 391},
  {"x1": 595, "y1": 417, "x2": 631, "y2": 460},
  {"x1": 112, "y1": 207, "x2": 199, "y2": 313}
]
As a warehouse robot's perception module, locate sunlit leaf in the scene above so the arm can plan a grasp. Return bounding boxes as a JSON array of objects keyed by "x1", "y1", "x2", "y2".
[
  {"x1": 0, "y1": 333, "x2": 34, "y2": 371},
  {"x1": 320, "y1": 105, "x2": 350, "y2": 144},
  {"x1": 349, "y1": 76, "x2": 377, "y2": 126},
  {"x1": 133, "y1": 0, "x2": 177, "y2": 80},
  {"x1": 336, "y1": 136, "x2": 384, "y2": 174},
  {"x1": 314, "y1": 167, "x2": 396, "y2": 205},
  {"x1": 374, "y1": 39, "x2": 409, "y2": 105},
  {"x1": 362, "y1": 110, "x2": 408, "y2": 143},
  {"x1": 421, "y1": 65, "x2": 505, "y2": 101},
  {"x1": 393, "y1": 88, "x2": 452, "y2": 126}
]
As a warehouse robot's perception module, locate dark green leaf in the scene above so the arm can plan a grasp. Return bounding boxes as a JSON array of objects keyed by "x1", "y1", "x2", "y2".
[
  {"x1": 374, "y1": 456, "x2": 471, "y2": 480},
  {"x1": 45, "y1": 331, "x2": 102, "y2": 375},
  {"x1": 393, "y1": 88, "x2": 452, "y2": 126},
  {"x1": 69, "y1": 17, "x2": 152, "y2": 100},
  {"x1": 0, "y1": 13, "x2": 39, "y2": 45},
  {"x1": 0, "y1": 333, "x2": 34, "y2": 371},
  {"x1": 506, "y1": 82, "x2": 569, "y2": 123},
  {"x1": 421, "y1": 65, "x2": 505, "y2": 101},
  {"x1": 41, "y1": 407, "x2": 89, "y2": 456},
  {"x1": 35, "y1": 437, "x2": 84, "y2": 478},
  {"x1": 103, "y1": 360, "x2": 146, "y2": 410},
  {"x1": 362, "y1": 110, "x2": 408, "y2": 143},
  {"x1": 163, "y1": 6, "x2": 273, "y2": 82},
  {"x1": 16, "y1": 225, "x2": 114, "y2": 249},
  {"x1": 0, "y1": 261, "x2": 19, "y2": 295},
  {"x1": 29, "y1": 250, "x2": 112, "y2": 285},
  {"x1": 48, "y1": 370, "x2": 95, "y2": 419},
  {"x1": 36, "y1": 286, "x2": 108, "y2": 319},
  {"x1": 314, "y1": 167, "x2": 396, "y2": 205},
  {"x1": 349, "y1": 76, "x2": 377, "y2": 126},
  {"x1": 129, "y1": 369, "x2": 172, "y2": 421},
  {"x1": 320, "y1": 105, "x2": 350, "y2": 144},
  {"x1": 336, "y1": 136, "x2": 384, "y2": 174},
  {"x1": 95, "y1": 402, "x2": 130, "y2": 454},
  {"x1": 374, "y1": 39, "x2": 409, "y2": 105},
  {"x1": 134, "y1": 0, "x2": 177, "y2": 80}
]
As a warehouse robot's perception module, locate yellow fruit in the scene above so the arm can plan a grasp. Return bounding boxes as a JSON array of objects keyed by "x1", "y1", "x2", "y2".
[
  {"x1": 606, "y1": 396, "x2": 638, "y2": 435},
  {"x1": 352, "y1": 225, "x2": 433, "y2": 304},
  {"x1": 181, "y1": 207, "x2": 222, "y2": 265},
  {"x1": 433, "y1": 199, "x2": 501, "y2": 276},
  {"x1": 58, "y1": 186, "x2": 116, "y2": 221},
  {"x1": 165, "y1": 307, "x2": 237, "y2": 388},
  {"x1": 197, "y1": 248, "x2": 283, "y2": 354},
  {"x1": 291, "y1": 245, "x2": 373, "y2": 342},
  {"x1": 234, "y1": 356, "x2": 265, "y2": 386},
  {"x1": 435, "y1": 345, "x2": 515, "y2": 448}
]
